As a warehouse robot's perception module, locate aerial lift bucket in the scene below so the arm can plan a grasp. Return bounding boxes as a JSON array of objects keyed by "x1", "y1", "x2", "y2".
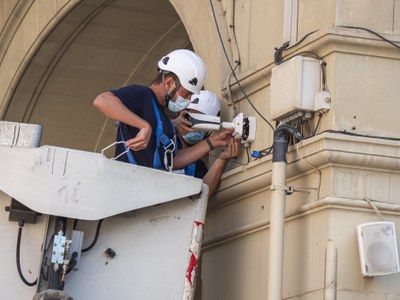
[{"x1": 0, "y1": 121, "x2": 208, "y2": 300}]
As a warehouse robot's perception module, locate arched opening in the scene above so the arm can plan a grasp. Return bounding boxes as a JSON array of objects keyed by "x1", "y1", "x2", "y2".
[{"x1": 4, "y1": 0, "x2": 192, "y2": 152}]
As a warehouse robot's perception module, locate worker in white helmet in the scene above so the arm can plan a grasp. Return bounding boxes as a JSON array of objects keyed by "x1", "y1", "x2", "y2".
[
  {"x1": 173, "y1": 90, "x2": 241, "y2": 195},
  {"x1": 93, "y1": 49, "x2": 233, "y2": 170}
]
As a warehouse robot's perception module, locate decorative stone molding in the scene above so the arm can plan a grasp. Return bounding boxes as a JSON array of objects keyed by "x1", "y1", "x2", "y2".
[{"x1": 211, "y1": 132, "x2": 400, "y2": 206}]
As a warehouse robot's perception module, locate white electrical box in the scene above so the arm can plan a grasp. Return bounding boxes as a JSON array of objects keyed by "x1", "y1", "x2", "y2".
[{"x1": 270, "y1": 56, "x2": 321, "y2": 121}]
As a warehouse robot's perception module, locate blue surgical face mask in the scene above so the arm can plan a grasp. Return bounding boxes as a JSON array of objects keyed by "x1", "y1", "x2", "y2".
[
  {"x1": 168, "y1": 95, "x2": 190, "y2": 112},
  {"x1": 182, "y1": 131, "x2": 206, "y2": 145}
]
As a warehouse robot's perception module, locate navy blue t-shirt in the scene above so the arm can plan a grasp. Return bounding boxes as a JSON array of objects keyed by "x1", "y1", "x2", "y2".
[
  {"x1": 176, "y1": 137, "x2": 208, "y2": 179},
  {"x1": 193, "y1": 159, "x2": 208, "y2": 179},
  {"x1": 111, "y1": 85, "x2": 175, "y2": 169}
]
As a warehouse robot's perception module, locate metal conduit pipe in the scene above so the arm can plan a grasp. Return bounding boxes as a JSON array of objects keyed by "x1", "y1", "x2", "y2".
[{"x1": 267, "y1": 124, "x2": 302, "y2": 300}]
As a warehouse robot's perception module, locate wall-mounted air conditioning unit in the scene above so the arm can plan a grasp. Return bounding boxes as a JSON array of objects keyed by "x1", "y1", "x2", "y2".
[{"x1": 357, "y1": 221, "x2": 400, "y2": 277}]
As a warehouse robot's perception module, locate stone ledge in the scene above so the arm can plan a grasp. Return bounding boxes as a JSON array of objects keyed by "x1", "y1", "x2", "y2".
[
  {"x1": 210, "y1": 132, "x2": 400, "y2": 207},
  {"x1": 204, "y1": 195, "x2": 400, "y2": 249}
]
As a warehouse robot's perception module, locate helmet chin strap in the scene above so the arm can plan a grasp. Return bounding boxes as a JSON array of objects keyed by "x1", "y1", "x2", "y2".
[{"x1": 162, "y1": 73, "x2": 179, "y2": 107}]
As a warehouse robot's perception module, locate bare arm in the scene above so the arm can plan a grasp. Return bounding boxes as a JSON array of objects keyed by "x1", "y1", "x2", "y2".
[
  {"x1": 173, "y1": 129, "x2": 233, "y2": 169},
  {"x1": 172, "y1": 111, "x2": 196, "y2": 136},
  {"x1": 202, "y1": 138, "x2": 241, "y2": 196},
  {"x1": 93, "y1": 91, "x2": 151, "y2": 151}
]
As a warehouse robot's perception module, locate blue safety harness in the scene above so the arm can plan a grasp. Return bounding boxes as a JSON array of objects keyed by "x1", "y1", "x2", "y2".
[
  {"x1": 184, "y1": 162, "x2": 196, "y2": 176},
  {"x1": 118, "y1": 98, "x2": 176, "y2": 170}
]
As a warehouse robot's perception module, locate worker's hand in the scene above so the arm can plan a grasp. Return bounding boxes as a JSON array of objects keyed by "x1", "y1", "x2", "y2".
[
  {"x1": 173, "y1": 111, "x2": 196, "y2": 136},
  {"x1": 219, "y1": 137, "x2": 241, "y2": 160},
  {"x1": 125, "y1": 124, "x2": 152, "y2": 151},
  {"x1": 208, "y1": 128, "x2": 234, "y2": 148}
]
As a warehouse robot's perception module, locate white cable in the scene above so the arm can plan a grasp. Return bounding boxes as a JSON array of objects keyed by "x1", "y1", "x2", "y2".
[
  {"x1": 225, "y1": 63, "x2": 239, "y2": 115},
  {"x1": 101, "y1": 141, "x2": 127, "y2": 160},
  {"x1": 295, "y1": 141, "x2": 322, "y2": 199},
  {"x1": 113, "y1": 149, "x2": 130, "y2": 161},
  {"x1": 363, "y1": 197, "x2": 384, "y2": 221}
]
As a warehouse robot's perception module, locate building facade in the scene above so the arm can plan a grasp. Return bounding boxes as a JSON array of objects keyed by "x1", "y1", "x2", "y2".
[{"x1": 1, "y1": 0, "x2": 400, "y2": 299}]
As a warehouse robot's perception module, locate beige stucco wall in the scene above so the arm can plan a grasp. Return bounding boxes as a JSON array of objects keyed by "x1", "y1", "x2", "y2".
[
  {"x1": 0, "y1": 0, "x2": 400, "y2": 299},
  {"x1": 170, "y1": 0, "x2": 400, "y2": 299},
  {"x1": 0, "y1": 0, "x2": 80, "y2": 118}
]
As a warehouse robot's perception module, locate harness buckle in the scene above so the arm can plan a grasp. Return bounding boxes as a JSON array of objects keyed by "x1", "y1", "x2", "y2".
[
  {"x1": 164, "y1": 146, "x2": 174, "y2": 172},
  {"x1": 164, "y1": 141, "x2": 175, "y2": 152}
]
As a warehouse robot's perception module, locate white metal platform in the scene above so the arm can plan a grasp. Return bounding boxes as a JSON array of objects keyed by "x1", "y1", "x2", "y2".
[{"x1": 0, "y1": 121, "x2": 208, "y2": 300}]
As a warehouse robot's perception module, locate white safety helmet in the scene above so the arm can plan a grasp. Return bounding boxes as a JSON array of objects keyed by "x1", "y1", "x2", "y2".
[
  {"x1": 188, "y1": 90, "x2": 221, "y2": 116},
  {"x1": 158, "y1": 49, "x2": 206, "y2": 94}
]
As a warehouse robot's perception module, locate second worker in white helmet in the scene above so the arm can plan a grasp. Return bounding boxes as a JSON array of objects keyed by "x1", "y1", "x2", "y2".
[{"x1": 173, "y1": 90, "x2": 241, "y2": 196}]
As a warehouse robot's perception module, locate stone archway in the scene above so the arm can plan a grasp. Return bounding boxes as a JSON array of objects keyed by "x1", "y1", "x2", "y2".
[{"x1": 2, "y1": 0, "x2": 192, "y2": 152}]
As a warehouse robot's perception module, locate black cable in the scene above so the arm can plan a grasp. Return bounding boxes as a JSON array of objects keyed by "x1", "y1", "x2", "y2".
[
  {"x1": 266, "y1": 146, "x2": 273, "y2": 157},
  {"x1": 277, "y1": 50, "x2": 324, "y2": 65},
  {"x1": 66, "y1": 260, "x2": 77, "y2": 274},
  {"x1": 273, "y1": 29, "x2": 329, "y2": 95},
  {"x1": 66, "y1": 251, "x2": 78, "y2": 274},
  {"x1": 274, "y1": 30, "x2": 320, "y2": 65},
  {"x1": 274, "y1": 30, "x2": 320, "y2": 64},
  {"x1": 73, "y1": 219, "x2": 78, "y2": 230},
  {"x1": 209, "y1": 0, "x2": 275, "y2": 132},
  {"x1": 260, "y1": 145, "x2": 273, "y2": 155},
  {"x1": 16, "y1": 221, "x2": 38, "y2": 286},
  {"x1": 313, "y1": 112, "x2": 323, "y2": 136},
  {"x1": 339, "y1": 25, "x2": 400, "y2": 50},
  {"x1": 81, "y1": 219, "x2": 104, "y2": 253},
  {"x1": 274, "y1": 42, "x2": 290, "y2": 65},
  {"x1": 231, "y1": 0, "x2": 241, "y2": 64},
  {"x1": 286, "y1": 30, "x2": 319, "y2": 51},
  {"x1": 315, "y1": 129, "x2": 400, "y2": 142},
  {"x1": 321, "y1": 61, "x2": 327, "y2": 90},
  {"x1": 252, "y1": 145, "x2": 273, "y2": 160}
]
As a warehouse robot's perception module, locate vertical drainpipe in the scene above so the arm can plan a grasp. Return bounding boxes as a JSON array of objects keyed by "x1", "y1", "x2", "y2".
[{"x1": 267, "y1": 124, "x2": 302, "y2": 300}]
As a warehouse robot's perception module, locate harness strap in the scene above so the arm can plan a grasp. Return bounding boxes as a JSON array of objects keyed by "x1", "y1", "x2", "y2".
[
  {"x1": 151, "y1": 99, "x2": 176, "y2": 171},
  {"x1": 117, "y1": 99, "x2": 176, "y2": 170},
  {"x1": 184, "y1": 162, "x2": 196, "y2": 177}
]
